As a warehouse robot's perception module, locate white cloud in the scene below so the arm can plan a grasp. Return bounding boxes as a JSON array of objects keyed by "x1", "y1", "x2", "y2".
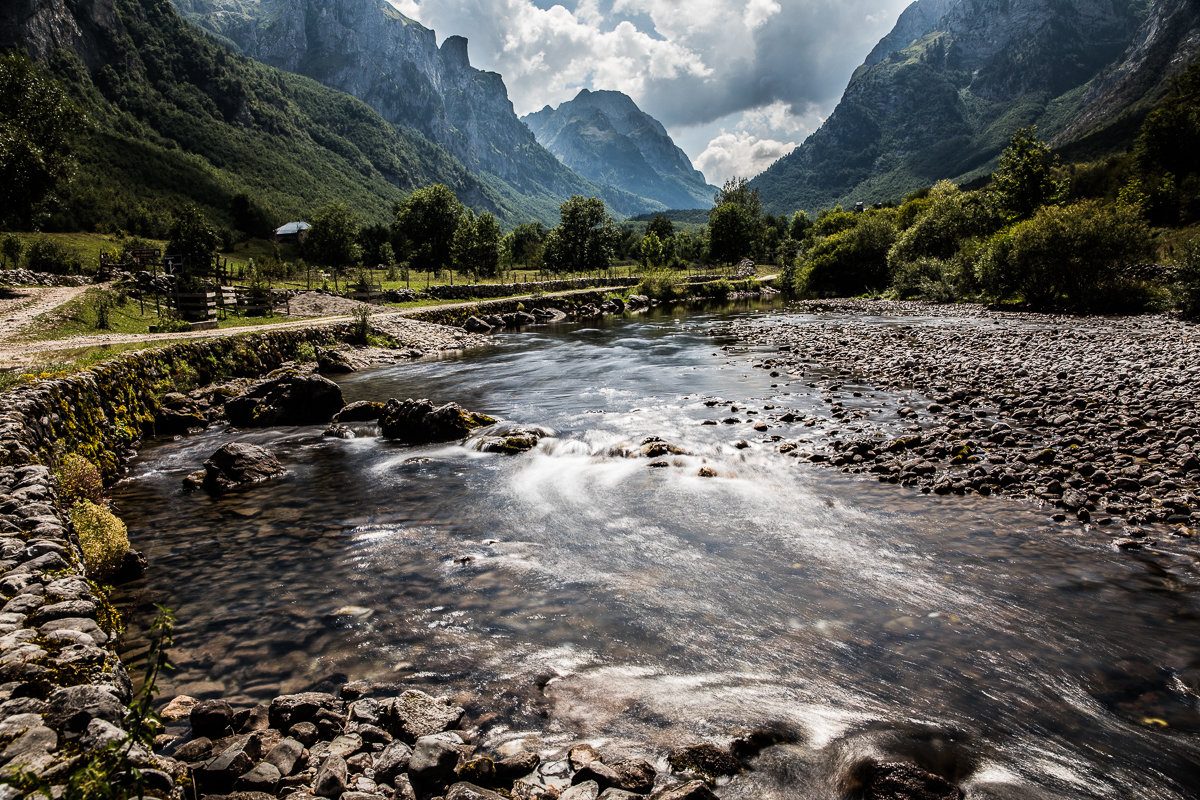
[{"x1": 696, "y1": 131, "x2": 797, "y2": 186}]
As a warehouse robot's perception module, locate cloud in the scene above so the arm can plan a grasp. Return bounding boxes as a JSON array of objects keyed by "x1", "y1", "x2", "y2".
[
  {"x1": 696, "y1": 131, "x2": 797, "y2": 186},
  {"x1": 403, "y1": 0, "x2": 910, "y2": 128}
]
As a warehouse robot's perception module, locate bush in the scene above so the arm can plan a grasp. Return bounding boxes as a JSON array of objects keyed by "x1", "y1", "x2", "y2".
[
  {"x1": 55, "y1": 453, "x2": 106, "y2": 505},
  {"x1": 637, "y1": 267, "x2": 680, "y2": 301},
  {"x1": 977, "y1": 200, "x2": 1151, "y2": 311},
  {"x1": 70, "y1": 500, "x2": 130, "y2": 579},
  {"x1": 1172, "y1": 237, "x2": 1200, "y2": 319},
  {"x1": 25, "y1": 238, "x2": 81, "y2": 274},
  {"x1": 350, "y1": 305, "x2": 371, "y2": 344},
  {"x1": 294, "y1": 342, "x2": 317, "y2": 363},
  {"x1": 796, "y1": 212, "x2": 898, "y2": 297},
  {"x1": 888, "y1": 181, "x2": 1001, "y2": 266}
]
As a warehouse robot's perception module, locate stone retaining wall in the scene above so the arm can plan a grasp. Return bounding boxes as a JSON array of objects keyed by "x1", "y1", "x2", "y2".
[
  {"x1": 403, "y1": 291, "x2": 614, "y2": 328},
  {"x1": 0, "y1": 326, "x2": 346, "y2": 794},
  {"x1": 419, "y1": 277, "x2": 638, "y2": 301}
]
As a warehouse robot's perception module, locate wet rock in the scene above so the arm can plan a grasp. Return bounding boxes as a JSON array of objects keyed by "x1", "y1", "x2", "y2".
[
  {"x1": 155, "y1": 406, "x2": 208, "y2": 436},
  {"x1": 569, "y1": 744, "x2": 602, "y2": 771},
  {"x1": 382, "y1": 689, "x2": 465, "y2": 743},
  {"x1": 336, "y1": 401, "x2": 386, "y2": 423},
  {"x1": 495, "y1": 752, "x2": 541, "y2": 783},
  {"x1": 408, "y1": 733, "x2": 466, "y2": 791},
  {"x1": 474, "y1": 426, "x2": 550, "y2": 455},
  {"x1": 649, "y1": 781, "x2": 717, "y2": 800},
  {"x1": 193, "y1": 443, "x2": 286, "y2": 493},
  {"x1": 667, "y1": 744, "x2": 740, "y2": 779},
  {"x1": 854, "y1": 761, "x2": 963, "y2": 800},
  {"x1": 561, "y1": 780, "x2": 601, "y2": 800},
  {"x1": 447, "y1": 782, "x2": 507, "y2": 800},
  {"x1": 379, "y1": 398, "x2": 495, "y2": 444},
  {"x1": 574, "y1": 761, "x2": 621, "y2": 790},
  {"x1": 317, "y1": 348, "x2": 363, "y2": 374},
  {"x1": 464, "y1": 316, "x2": 493, "y2": 333},
  {"x1": 609, "y1": 758, "x2": 656, "y2": 794},
  {"x1": 374, "y1": 740, "x2": 413, "y2": 785},
  {"x1": 225, "y1": 371, "x2": 345, "y2": 427},
  {"x1": 269, "y1": 692, "x2": 340, "y2": 730},
  {"x1": 191, "y1": 699, "x2": 236, "y2": 739}
]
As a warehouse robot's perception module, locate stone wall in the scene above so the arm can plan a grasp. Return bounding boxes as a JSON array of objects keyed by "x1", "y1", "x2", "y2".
[
  {"x1": 419, "y1": 276, "x2": 638, "y2": 301},
  {"x1": 0, "y1": 326, "x2": 344, "y2": 794}
]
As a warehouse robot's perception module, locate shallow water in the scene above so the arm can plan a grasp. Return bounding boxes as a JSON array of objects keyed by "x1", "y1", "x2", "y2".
[{"x1": 113, "y1": 302, "x2": 1200, "y2": 799}]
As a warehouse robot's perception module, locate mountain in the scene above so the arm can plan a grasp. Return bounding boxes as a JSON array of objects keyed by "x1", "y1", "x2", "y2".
[
  {"x1": 170, "y1": 0, "x2": 662, "y2": 222},
  {"x1": 751, "y1": 0, "x2": 1197, "y2": 215},
  {"x1": 521, "y1": 89, "x2": 716, "y2": 210},
  {"x1": 1, "y1": 0, "x2": 499, "y2": 234}
]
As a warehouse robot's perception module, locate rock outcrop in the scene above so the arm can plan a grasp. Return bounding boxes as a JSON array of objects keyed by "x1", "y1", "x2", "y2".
[{"x1": 379, "y1": 398, "x2": 495, "y2": 444}]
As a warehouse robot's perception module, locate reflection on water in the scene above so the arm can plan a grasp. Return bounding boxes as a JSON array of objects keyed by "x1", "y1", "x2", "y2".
[{"x1": 113, "y1": 302, "x2": 1200, "y2": 799}]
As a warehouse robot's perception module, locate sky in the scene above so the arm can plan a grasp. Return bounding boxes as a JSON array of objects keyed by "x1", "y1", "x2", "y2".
[{"x1": 386, "y1": 0, "x2": 912, "y2": 186}]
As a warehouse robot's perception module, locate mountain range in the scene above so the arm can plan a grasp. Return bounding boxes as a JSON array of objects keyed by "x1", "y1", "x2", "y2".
[{"x1": 751, "y1": 0, "x2": 1200, "y2": 214}]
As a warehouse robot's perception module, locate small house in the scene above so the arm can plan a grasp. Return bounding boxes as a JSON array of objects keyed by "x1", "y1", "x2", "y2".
[{"x1": 274, "y1": 221, "x2": 311, "y2": 244}]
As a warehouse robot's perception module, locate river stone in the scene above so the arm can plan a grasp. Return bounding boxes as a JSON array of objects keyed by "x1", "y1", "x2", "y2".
[
  {"x1": 560, "y1": 780, "x2": 601, "y2": 800},
  {"x1": 44, "y1": 685, "x2": 125, "y2": 736},
  {"x1": 174, "y1": 736, "x2": 214, "y2": 763},
  {"x1": 374, "y1": 740, "x2": 413, "y2": 784},
  {"x1": 317, "y1": 348, "x2": 362, "y2": 375},
  {"x1": 574, "y1": 761, "x2": 621, "y2": 790},
  {"x1": 191, "y1": 699, "x2": 236, "y2": 739},
  {"x1": 160, "y1": 694, "x2": 200, "y2": 722},
  {"x1": 0, "y1": 724, "x2": 57, "y2": 770},
  {"x1": 265, "y1": 737, "x2": 306, "y2": 776},
  {"x1": 474, "y1": 427, "x2": 548, "y2": 455},
  {"x1": 336, "y1": 401, "x2": 386, "y2": 423},
  {"x1": 649, "y1": 781, "x2": 717, "y2": 800},
  {"x1": 270, "y1": 692, "x2": 339, "y2": 730},
  {"x1": 378, "y1": 398, "x2": 495, "y2": 444},
  {"x1": 667, "y1": 744, "x2": 740, "y2": 778},
  {"x1": 197, "y1": 443, "x2": 286, "y2": 493},
  {"x1": 495, "y1": 752, "x2": 541, "y2": 783},
  {"x1": 408, "y1": 733, "x2": 466, "y2": 789},
  {"x1": 610, "y1": 758, "x2": 657, "y2": 794},
  {"x1": 859, "y1": 761, "x2": 962, "y2": 800},
  {"x1": 313, "y1": 753, "x2": 349, "y2": 799},
  {"x1": 237, "y1": 761, "x2": 282, "y2": 793},
  {"x1": 600, "y1": 790, "x2": 645, "y2": 800},
  {"x1": 225, "y1": 371, "x2": 345, "y2": 427},
  {"x1": 447, "y1": 782, "x2": 507, "y2": 800},
  {"x1": 383, "y1": 690, "x2": 465, "y2": 743}
]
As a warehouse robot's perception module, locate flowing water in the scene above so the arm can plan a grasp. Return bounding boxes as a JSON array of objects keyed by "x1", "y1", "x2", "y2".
[{"x1": 112, "y1": 302, "x2": 1200, "y2": 799}]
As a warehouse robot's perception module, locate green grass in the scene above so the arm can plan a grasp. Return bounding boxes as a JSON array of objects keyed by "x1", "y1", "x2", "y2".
[{"x1": 0, "y1": 232, "x2": 168, "y2": 272}]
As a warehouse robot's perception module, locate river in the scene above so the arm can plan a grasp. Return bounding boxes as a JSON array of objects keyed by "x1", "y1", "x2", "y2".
[{"x1": 113, "y1": 301, "x2": 1200, "y2": 799}]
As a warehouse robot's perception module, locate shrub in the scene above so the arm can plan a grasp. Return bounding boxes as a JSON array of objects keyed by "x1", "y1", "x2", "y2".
[
  {"x1": 796, "y1": 212, "x2": 898, "y2": 297},
  {"x1": 976, "y1": 200, "x2": 1151, "y2": 311},
  {"x1": 55, "y1": 453, "x2": 106, "y2": 505},
  {"x1": 350, "y1": 304, "x2": 371, "y2": 344},
  {"x1": 24, "y1": 238, "x2": 81, "y2": 274},
  {"x1": 637, "y1": 266, "x2": 680, "y2": 301},
  {"x1": 70, "y1": 500, "x2": 130, "y2": 579},
  {"x1": 294, "y1": 342, "x2": 317, "y2": 363},
  {"x1": 1172, "y1": 237, "x2": 1200, "y2": 319}
]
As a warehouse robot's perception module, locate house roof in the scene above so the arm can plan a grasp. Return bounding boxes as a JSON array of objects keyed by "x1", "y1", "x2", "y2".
[{"x1": 274, "y1": 221, "x2": 311, "y2": 235}]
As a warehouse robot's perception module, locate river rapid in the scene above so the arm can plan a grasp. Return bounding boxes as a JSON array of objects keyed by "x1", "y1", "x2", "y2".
[{"x1": 113, "y1": 302, "x2": 1200, "y2": 799}]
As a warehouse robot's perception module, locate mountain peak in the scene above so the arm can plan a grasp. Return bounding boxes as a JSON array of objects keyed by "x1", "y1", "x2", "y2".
[{"x1": 523, "y1": 90, "x2": 715, "y2": 210}]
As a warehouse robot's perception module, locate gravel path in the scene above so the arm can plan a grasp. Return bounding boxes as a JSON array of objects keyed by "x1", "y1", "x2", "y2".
[
  {"x1": 0, "y1": 285, "x2": 93, "y2": 340},
  {"x1": 723, "y1": 298, "x2": 1200, "y2": 541}
]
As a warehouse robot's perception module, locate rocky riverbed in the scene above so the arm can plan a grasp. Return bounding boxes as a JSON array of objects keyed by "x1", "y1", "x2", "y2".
[{"x1": 722, "y1": 299, "x2": 1200, "y2": 542}]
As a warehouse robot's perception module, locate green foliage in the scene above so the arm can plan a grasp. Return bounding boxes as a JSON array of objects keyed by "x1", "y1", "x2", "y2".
[
  {"x1": 508, "y1": 222, "x2": 546, "y2": 268},
  {"x1": 1171, "y1": 237, "x2": 1200, "y2": 320},
  {"x1": 795, "y1": 212, "x2": 898, "y2": 297},
  {"x1": 350, "y1": 305, "x2": 371, "y2": 345},
  {"x1": 637, "y1": 266, "x2": 680, "y2": 301},
  {"x1": 1, "y1": 233, "x2": 23, "y2": 267},
  {"x1": 294, "y1": 342, "x2": 317, "y2": 363},
  {"x1": 788, "y1": 210, "x2": 813, "y2": 241},
  {"x1": 647, "y1": 214, "x2": 675, "y2": 241},
  {"x1": 641, "y1": 231, "x2": 665, "y2": 268},
  {"x1": 0, "y1": 52, "x2": 83, "y2": 229},
  {"x1": 452, "y1": 210, "x2": 501, "y2": 278},
  {"x1": 989, "y1": 126, "x2": 1066, "y2": 221},
  {"x1": 24, "y1": 238, "x2": 82, "y2": 274},
  {"x1": 306, "y1": 202, "x2": 362, "y2": 273},
  {"x1": 542, "y1": 196, "x2": 618, "y2": 272},
  {"x1": 714, "y1": 177, "x2": 763, "y2": 220},
  {"x1": 393, "y1": 185, "x2": 465, "y2": 272},
  {"x1": 708, "y1": 202, "x2": 755, "y2": 264},
  {"x1": 167, "y1": 205, "x2": 218, "y2": 271},
  {"x1": 977, "y1": 200, "x2": 1151, "y2": 311},
  {"x1": 888, "y1": 180, "x2": 1001, "y2": 269},
  {"x1": 1126, "y1": 61, "x2": 1200, "y2": 224},
  {"x1": 70, "y1": 500, "x2": 130, "y2": 580},
  {"x1": 813, "y1": 206, "x2": 858, "y2": 237},
  {"x1": 54, "y1": 453, "x2": 106, "y2": 506},
  {"x1": 90, "y1": 289, "x2": 121, "y2": 330}
]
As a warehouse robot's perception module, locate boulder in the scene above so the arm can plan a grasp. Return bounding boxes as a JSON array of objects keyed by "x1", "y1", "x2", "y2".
[
  {"x1": 225, "y1": 371, "x2": 344, "y2": 427},
  {"x1": 858, "y1": 761, "x2": 963, "y2": 800},
  {"x1": 379, "y1": 399, "x2": 495, "y2": 444},
  {"x1": 336, "y1": 401, "x2": 387, "y2": 423},
  {"x1": 190, "y1": 699, "x2": 236, "y2": 739},
  {"x1": 408, "y1": 733, "x2": 466, "y2": 791},
  {"x1": 474, "y1": 426, "x2": 551, "y2": 455},
  {"x1": 382, "y1": 690, "x2": 465, "y2": 743},
  {"x1": 666, "y1": 744, "x2": 740, "y2": 779},
  {"x1": 464, "y1": 316, "x2": 493, "y2": 333},
  {"x1": 650, "y1": 781, "x2": 716, "y2": 800},
  {"x1": 317, "y1": 348, "x2": 363, "y2": 374},
  {"x1": 194, "y1": 443, "x2": 286, "y2": 493}
]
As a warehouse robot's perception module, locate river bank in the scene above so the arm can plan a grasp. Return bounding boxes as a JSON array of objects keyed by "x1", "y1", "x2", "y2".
[{"x1": 723, "y1": 298, "x2": 1200, "y2": 543}]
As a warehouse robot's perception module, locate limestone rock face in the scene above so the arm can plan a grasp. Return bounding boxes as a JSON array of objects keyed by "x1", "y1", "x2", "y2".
[{"x1": 752, "y1": 0, "x2": 1174, "y2": 214}]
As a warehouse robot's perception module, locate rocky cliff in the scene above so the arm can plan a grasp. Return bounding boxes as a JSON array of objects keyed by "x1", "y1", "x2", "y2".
[
  {"x1": 752, "y1": 0, "x2": 1177, "y2": 214},
  {"x1": 173, "y1": 0, "x2": 661, "y2": 221},
  {"x1": 522, "y1": 89, "x2": 716, "y2": 210}
]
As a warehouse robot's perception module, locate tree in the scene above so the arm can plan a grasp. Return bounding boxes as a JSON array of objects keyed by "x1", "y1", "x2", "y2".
[
  {"x1": 0, "y1": 52, "x2": 83, "y2": 229},
  {"x1": 708, "y1": 202, "x2": 754, "y2": 264},
  {"x1": 508, "y1": 222, "x2": 546, "y2": 268},
  {"x1": 647, "y1": 214, "x2": 675, "y2": 242},
  {"x1": 1, "y1": 234, "x2": 23, "y2": 268},
  {"x1": 230, "y1": 193, "x2": 274, "y2": 240},
  {"x1": 990, "y1": 126, "x2": 1065, "y2": 221},
  {"x1": 306, "y1": 203, "x2": 362, "y2": 286},
  {"x1": 789, "y1": 210, "x2": 813, "y2": 242},
  {"x1": 795, "y1": 212, "x2": 898, "y2": 297},
  {"x1": 392, "y1": 185, "x2": 465, "y2": 272},
  {"x1": 451, "y1": 210, "x2": 502, "y2": 279},
  {"x1": 714, "y1": 176, "x2": 763, "y2": 220},
  {"x1": 542, "y1": 196, "x2": 618, "y2": 272},
  {"x1": 167, "y1": 206, "x2": 219, "y2": 272},
  {"x1": 641, "y1": 231, "x2": 665, "y2": 268}
]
